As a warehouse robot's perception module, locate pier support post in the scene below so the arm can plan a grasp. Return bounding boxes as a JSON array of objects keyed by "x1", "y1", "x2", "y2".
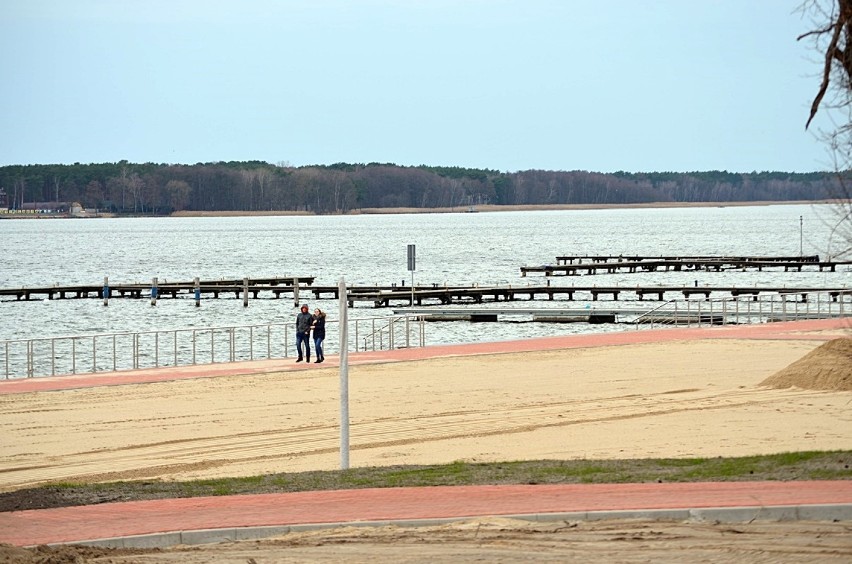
[
  {"x1": 150, "y1": 277, "x2": 158, "y2": 306},
  {"x1": 243, "y1": 277, "x2": 249, "y2": 307},
  {"x1": 102, "y1": 276, "x2": 109, "y2": 306},
  {"x1": 194, "y1": 277, "x2": 201, "y2": 307},
  {"x1": 293, "y1": 278, "x2": 300, "y2": 307}
]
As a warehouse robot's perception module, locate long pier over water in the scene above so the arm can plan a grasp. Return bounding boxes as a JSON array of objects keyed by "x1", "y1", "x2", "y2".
[
  {"x1": 2, "y1": 279, "x2": 849, "y2": 307},
  {"x1": 522, "y1": 255, "x2": 852, "y2": 276},
  {"x1": 0, "y1": 277, "x2": 314, "y2": 301},
  {"x1": 3, "y1": 255, "x2": 850, "y2": 307}
]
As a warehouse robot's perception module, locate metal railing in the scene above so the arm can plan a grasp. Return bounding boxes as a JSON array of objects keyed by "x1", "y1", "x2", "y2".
[
  {"x1": 632, "y1": 289, "x2": 852, "y2": 329},
  {"x1": 356, "y1": 315, "x2": 426, "y2": 351},
  {"x1": 1, "y1": 314, "x2": 426, "y2": 380}
]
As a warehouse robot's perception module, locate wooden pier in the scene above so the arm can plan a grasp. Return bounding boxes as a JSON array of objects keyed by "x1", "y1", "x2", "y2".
[
  {"x1": 522, "y1": 257, "x2": 852, "y2": 276},
  {"x1": 0, "y1": 276, "x2": 315, "y2": 301},
  {"x1": 336, "y1": 285, "x2": 851, "y2": 307},
  {"x1": 553, "y1": 254, "x2": 820, "y2": 265},
  {"x1": 2, "y1": 279, "x2": 850, "y2": 309}
]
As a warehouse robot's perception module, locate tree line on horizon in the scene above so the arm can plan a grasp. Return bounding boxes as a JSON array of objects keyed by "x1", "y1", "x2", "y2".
[{"x1": 0, "y1": 161, "x2": 839, "y2": 215}]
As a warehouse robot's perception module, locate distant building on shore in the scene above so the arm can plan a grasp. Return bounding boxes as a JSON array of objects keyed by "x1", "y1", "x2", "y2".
[
  {"x1": 1, "y1": 201, "x2": 88, "y2": 217},
  {"x1": 20, "y1": 201, "x2": 71, "y2": 213}
]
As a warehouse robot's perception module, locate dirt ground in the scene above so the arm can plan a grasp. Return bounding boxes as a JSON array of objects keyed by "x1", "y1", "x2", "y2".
[
  {"x1": 1, "y1": 517, "x2": 851, "y2": 563},
  {"x1": 1, "y1": 333, "x2": 851, "y2": 562}
]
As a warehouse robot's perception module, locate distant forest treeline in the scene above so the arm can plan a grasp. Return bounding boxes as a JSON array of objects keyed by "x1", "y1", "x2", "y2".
[{"x1": 0, "y1": 161, "x2": 839, "y2": 214}]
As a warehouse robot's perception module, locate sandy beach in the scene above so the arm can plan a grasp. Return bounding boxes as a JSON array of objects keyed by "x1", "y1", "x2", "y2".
[
  {"x1": 2, "y1": 326, "x2": 851, "y2": 492},
  {"x1": 2, "y1": 321, "x2": 851, "y2": 561}
]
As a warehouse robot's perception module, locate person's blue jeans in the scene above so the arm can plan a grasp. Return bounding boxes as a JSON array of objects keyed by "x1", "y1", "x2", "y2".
[
  {"x1": 296, "y1": 331, "x2": 311, "y2": 360},
  {"x1": 313, "y1": 337, "x2": 324, "y2": 360}
]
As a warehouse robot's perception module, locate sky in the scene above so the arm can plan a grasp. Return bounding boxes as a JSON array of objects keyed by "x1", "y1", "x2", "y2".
[{"x1": 0, "y1": 0, "x2": 837, "y2": 173}]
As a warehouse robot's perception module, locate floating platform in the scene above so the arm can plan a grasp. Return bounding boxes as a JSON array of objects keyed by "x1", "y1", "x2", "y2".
[{"x1": 394, "y1": 307, "x2": 726, "y2": 325}]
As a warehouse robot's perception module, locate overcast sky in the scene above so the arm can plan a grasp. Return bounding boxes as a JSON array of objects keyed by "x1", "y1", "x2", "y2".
[{"x1": 0, "y1": 1, "x2": 835, "y2": 172}]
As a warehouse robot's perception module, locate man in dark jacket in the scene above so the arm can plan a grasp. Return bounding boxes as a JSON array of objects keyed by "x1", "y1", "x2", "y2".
[{"x1": 295, "y1": 304, "x2": 313, "y2": 362}]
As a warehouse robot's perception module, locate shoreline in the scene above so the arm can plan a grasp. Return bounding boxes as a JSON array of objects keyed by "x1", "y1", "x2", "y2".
[
  {"x1": 0, "y1": 200, "x2": 834, "y2": 220},
  {"x1": 172, "y1": 199, "x2": 833, "y2": 217}
]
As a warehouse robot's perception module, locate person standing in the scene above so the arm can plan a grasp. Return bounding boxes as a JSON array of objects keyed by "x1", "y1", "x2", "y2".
[
  {"x1": 311, "y1": 308, "x2": 326, "y2": 363},
  {"x1": 295, "y1": 304, "x2": 313, "y2": 362}
]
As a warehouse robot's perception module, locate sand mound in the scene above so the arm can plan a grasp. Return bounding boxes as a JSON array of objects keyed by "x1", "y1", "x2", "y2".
[{"x1": 760, "y1": 338, "x2": 852, "y2": 391}]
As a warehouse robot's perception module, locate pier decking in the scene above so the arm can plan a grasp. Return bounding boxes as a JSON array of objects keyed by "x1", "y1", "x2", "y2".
[
  {"x1": 1, "y1": 279, "x2": 849, "y2": 307},
  {"x1": 332, "y1": 285, "x2": 851, "y2": 307},
  {"x1": 553, "y1": 254, "x2": 821, "y2": 264},
  {"x1": 0, "y1": 276, "x2": 315, "y2": 301},
  {"x1": 522, "y1": 257, "x2": 852, "y2": 276}
]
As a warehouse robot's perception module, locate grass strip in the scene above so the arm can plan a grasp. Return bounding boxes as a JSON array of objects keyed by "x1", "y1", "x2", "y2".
[{"x1": 2, "y1": 450, "x2": 850, "y2": 512}]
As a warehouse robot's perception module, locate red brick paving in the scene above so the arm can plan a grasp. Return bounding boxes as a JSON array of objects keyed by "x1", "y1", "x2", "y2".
[
  {"x1": 0, "y1": 318, "x2": 849, "y2": 546},
  {"x1": 1, "y1": 481, "x2": 851, "y2": 546}
]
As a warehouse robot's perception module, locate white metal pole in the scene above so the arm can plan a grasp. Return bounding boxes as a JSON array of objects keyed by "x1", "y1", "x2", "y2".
[{"x1": 338, "y1": 277, "x2": 350, "y2": 470}]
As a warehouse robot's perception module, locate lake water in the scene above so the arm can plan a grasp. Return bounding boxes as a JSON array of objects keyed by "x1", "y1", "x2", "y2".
[{"x1": 1, "y1": 203, "x2": 850, "y2": 347}]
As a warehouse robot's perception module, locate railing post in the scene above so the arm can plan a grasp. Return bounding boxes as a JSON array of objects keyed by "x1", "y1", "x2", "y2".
[
  {"x1": 72, "y1": 338, "x2": 76, "y2": 374},
  {"x1": 51, "y1": 338, "x2": 56, "y2": 376},
  {"x1": 92, "y1": 336, "x2": 97, "y2": 373},
  {"x1": 155, "y1": 332, "x2": 160, "y2": 367},
  {"x1": 284, "y1": 324, "x2": 289, "y2": 358}
]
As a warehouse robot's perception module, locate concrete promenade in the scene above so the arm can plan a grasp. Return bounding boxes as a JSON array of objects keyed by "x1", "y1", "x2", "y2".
[{"x1": 0, "y1": 318, "x2": 849, "y2": 547}]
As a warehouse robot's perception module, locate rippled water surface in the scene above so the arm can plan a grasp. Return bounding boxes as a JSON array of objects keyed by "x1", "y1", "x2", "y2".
[{"x1": 1, "y1": 204, "x2": 849, "y2": 345}]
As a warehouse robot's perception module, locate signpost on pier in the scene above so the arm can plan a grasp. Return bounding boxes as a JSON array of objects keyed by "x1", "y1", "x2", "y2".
[{"x1": 407, "y1": 244, "x2": 416, "y2": 306}]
